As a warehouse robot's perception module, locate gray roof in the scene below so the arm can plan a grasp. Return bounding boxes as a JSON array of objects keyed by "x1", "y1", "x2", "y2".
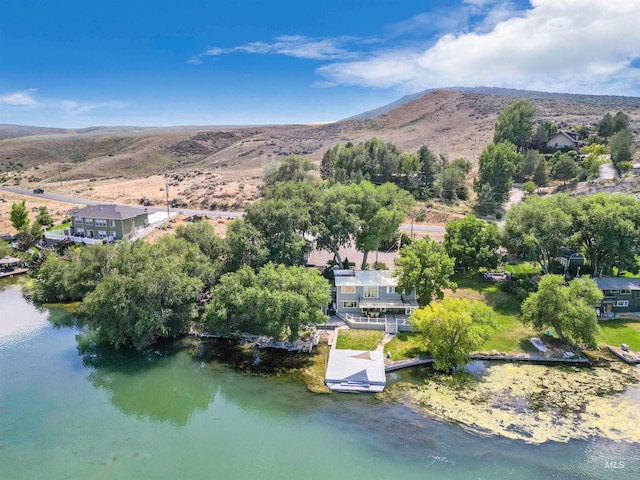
[
  {"x1": 0, "y1": 256, "x2": 22, "y2": 266},
  {"x1": 594, "y1": 277, "x2": 640, "y2": 291},
  {"x1": 72, "y1": 204, "x2": 148, "y2": 220},
  {"x1": 334, "y1": 270, "x2": 397, "y2": 288},
  {"x1": 325, "y1": 349, "x2": 386, "y2": 386}
]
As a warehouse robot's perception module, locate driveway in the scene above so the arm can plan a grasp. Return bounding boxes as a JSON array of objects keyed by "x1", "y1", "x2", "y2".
[{"x1": 598, "y1": 162, "x2": 619, "y2": 181}]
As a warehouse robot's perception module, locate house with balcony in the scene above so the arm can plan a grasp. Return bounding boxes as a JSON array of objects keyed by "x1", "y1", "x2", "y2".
[
  {"x1": 334, "y1": 269, "x2": 418, "y2": 333},
  {"x1": 594, "y1": 277, "x2": 640, "y2": 316},
  {"x1": 69, "y1": 204, "x2": 149, "y2": 241},
  {"x1": 44, "y1": 204, "x2": 150, "y2": 245}
]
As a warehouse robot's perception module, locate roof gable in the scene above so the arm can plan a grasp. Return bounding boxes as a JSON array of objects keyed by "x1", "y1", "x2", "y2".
[
  {"x1": 334, "y1": 270, "x2": 397, "y2": 288},
  {"x1": 594, "y1": 277, "x2": 640, "y2": 291},
  {"x1": 72, "y1": 204, "x2": 148, "y2": 220}
]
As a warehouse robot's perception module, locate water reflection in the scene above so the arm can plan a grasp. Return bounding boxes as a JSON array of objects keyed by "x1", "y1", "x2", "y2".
[
  {"x1": 0, "y1": 284, "x2": 49, "y2": 349},
  {"x1": 78, "y1": 336, "x2": 219, "y2": 427}
]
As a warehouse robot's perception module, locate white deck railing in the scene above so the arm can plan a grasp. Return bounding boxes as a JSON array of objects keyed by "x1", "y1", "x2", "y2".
[{"x1": 44, "y1": 231, "x2": 108, "y2": 245}]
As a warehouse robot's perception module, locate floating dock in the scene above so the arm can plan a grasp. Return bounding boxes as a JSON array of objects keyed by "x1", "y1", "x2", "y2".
[{"x1": 607, "y1": 346, "x2": 640, "y2": 364}]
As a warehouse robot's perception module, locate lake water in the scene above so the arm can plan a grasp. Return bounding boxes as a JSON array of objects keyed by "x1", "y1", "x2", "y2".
[{"x1": 1, "y1": 279, "x2": 639, "y2": 480}]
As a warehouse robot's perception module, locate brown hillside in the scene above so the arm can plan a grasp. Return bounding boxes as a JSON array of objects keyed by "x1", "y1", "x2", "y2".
[{"x1": 1, "y1": 89, "x2": 639, "y2": 231}]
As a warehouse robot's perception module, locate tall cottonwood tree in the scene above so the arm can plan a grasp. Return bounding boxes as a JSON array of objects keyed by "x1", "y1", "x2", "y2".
[{"x1": 493, "y1": 99, "x2": 536, "y2": 151}]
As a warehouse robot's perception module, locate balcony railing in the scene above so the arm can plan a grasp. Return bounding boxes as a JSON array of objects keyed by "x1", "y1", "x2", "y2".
[{"x1": 44, "y1": 231, "x2": 109, "y2": 245}]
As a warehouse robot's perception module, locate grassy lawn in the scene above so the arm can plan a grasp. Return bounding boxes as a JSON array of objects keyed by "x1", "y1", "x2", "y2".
[
  {"x1": 597, "y1": 320, "x2": 640, "y2": 351},
  {"x1": 504, "y1": 261, "x2": 540, "y2": 276},
  {"x1": 449, "y1": 273, "x2": 538, "y2": 353},
  {"x1": 49, "y1": 221, "x2": 71, "y2": 232},
  {"x1": 385, "y1": 332, "x2": 423, "y2": 360},
  {"x1": 335, "y1": 329, "x2": 383, "y2": 350}
]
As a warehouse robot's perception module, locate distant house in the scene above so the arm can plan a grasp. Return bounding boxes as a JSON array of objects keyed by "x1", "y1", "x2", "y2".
[
  {"x1": 70, "y1": 204, "x2": 149, "y2": 242},
  {"x1": 334, "y1": 270, "x2": 418, "y2": 332},
  {"x1": 546, "y1": 131, "x2": 583, "y2": 150},
  {"x1": 557, "y1": 247, "x2": 585, "y2": 276},
  {"x1": 594, "y1": 278, "x2": 640, "y2": 315}
]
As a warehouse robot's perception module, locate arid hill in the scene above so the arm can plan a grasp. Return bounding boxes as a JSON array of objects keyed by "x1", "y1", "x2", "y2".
[
  {"x1": 2, "y1": 88, "x2": 639, "y2": 182},
  {"x1": 1, "y1": 88, "x2": 639, "y2": 232}
]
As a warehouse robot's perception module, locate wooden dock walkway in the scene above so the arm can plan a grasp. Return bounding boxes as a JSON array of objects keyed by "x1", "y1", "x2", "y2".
[
  {"x1": 0, "y1": 268, "x2": 28, "y2": 279},
  {"x1": 607, "y1": 346, "x2": 640, "y2": 364},
  {"x1": 385, "y1": 353, "x2": 590, "y2": 372}
]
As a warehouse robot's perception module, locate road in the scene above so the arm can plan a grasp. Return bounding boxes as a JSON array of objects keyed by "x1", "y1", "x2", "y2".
[{"x1": 0, "y1": 186, "x2": 243, "y2": 219}]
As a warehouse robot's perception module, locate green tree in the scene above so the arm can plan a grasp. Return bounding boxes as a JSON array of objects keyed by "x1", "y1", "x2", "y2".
[
  {"x1": 411, "y1": 297, "x2": 495, "y2": 371},
  {"x1": 393, "y1": 238, "x2": 456, "y2": 307},
  {"x1": 517, "y1": 149, "x2": 542, "y2": 182},
  {"x1": 81, "y1": 251, "x2": 202, "y2": 350},
  {"x1": 225, "y1": 219, "x2": 269, "y2": 272},
  {"x1": 17, "y1": 221, "x2": 43, "y2": 250},
  {"x1": 534, "y1": 120, "x2": 557, "y2": 147},
  {"x1": 503, "y1": 195, "x2": 572, "y2": 274},
  {"x1": 597, "y1": 112, "x2": 614, "y2": 139},
  {"x1": 612, "y1": 111, "x2": 630, "y2": 133},
  {"x1": 438, "y1": 164, "x2": 468, "y2": 200},
  {"x1": 551, "y1": 155, "x2": 578, "y2": 185},
  {"x1": 532, "y1": 155, "x2": 548, "y2": 187},
  {"x1": 474, "y1": 142, "x2": 521, "y2": 205},
  {"x1": 36, "y1": 205, "x2": 53, "y2": 226},
  {"x1": 522, "y1": 181, "x2": 536, "y2": 196},
  {"x1": 493, "y1": 99, "x2": 536, "y2": 151},
  {"x1": 571, "y1": 193, "x2": 640, "y2": 276},
  {"x1": 203, "y1": 263, "x2": 331, "y2": 341},
  {"x1": 581, "y1": 143, "x2": 608, "y2": 177},
  {"x1": 609, "y1": 128, "x2": 634, "y2": 167},
  {"x1": 522, "y1": 275, "x2": 602, "y2": 347},
  {"x1": 175, "y1": 221, "x2": 229, "y2": 264},
  {"x1": 444, "y1": 215, "x2": 500, "y2": 273},
  {"x1": 244, "y1": 196, "x2": 312, "y2": 266},
  {"x1": 314, "y1": 183, "x2": 359, "y2": 268},
  {"x1": 418, "y1": 144, "x2": 440, "y2": 191},
  {"x1": 9, "y1": 200, "x2": 29, "y2": 230},
  {"x1": 346, "y1": 181, "x2": 415, "y2": 269},
  {"x1": 263, "y1": 155, "x2": 318, "y2": 186}
]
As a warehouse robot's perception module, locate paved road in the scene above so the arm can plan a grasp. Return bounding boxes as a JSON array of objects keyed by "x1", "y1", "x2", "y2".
[{"x1": 0, "y1": 186, "x2": 243, "y2": 219}]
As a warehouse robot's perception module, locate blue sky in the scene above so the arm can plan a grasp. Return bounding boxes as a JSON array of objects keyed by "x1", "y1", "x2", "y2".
[{"x1": 1, "y1": 0, "x2": 639, "y2": 128}]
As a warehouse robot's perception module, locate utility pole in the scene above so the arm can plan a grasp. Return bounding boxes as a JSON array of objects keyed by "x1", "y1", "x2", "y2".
[{"x1": 165, "y1": 174, "x2": 170, "y2": 219}]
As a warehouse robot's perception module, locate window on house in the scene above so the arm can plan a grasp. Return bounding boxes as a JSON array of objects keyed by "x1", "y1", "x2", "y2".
[
  {"x1": 616, "y1": 300, "x2": 629, "y2": 307},
  {"x1": 405, "y1": 308, "x2": 415, "y2": 316},
  {"x1": 95, "y1": 219, "x2": 107, "y2": 227},
  {"x1": 620, "y1": 289, "x2": 631, "y2": 295},
  {"x1": 110, "y1": 231, "x2": 117, "y2": 238},
  {"x1": 343, "y1": 301, "x2": 358, "y2": 308},
  {"x1": 98, "y1": 230, "x2": 107, "y2": 239},
  {"x1": 74, "y1": 217, "x2": 83, "y2": 224},
  {"x1": 363, "y1": 286, "x2": 379, "y2": 298},
  {"x1": 387, "y1": 286, "x2": 396, "y2": 294},
  {"x1": 109, "y1": 220, "x2": 116, "y2": 227},
  {"x1": 608, "y1": 290, "x2": 619, "y2": 294},
  {"x1": 340, "y1": 286, "x2": 356, "y2": 294},
  {"x1": 84, "y1": 218, "x2": 93, "y2": 226}
]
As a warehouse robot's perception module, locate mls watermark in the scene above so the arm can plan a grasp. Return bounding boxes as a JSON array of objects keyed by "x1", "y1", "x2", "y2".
[{"x1": 604, "y1": 459, "x2": 626, "y2": 470}]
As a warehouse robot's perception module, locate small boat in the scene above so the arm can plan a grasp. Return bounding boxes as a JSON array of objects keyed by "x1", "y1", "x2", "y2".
[{"x1": 530, "y1": 337, "x2": 547, "y2": 353}]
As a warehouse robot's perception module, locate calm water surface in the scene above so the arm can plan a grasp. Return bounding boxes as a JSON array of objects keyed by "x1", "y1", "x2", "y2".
[{"x1": 1, "y1": 279, "x2": 639, "y2": 480}]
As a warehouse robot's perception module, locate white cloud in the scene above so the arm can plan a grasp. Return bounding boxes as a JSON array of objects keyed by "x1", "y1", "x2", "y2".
[
  {"x1": 0, "y1": 89, "x2": 126, "y2": 116},
  {"x1": 0, "y1": 89, "x2": 38, "y2": 106},
  {"x1": 189, "y1": 35, "x2": 358, "y2": 64},
  {"x1": 318, "y1": 0, "x2": 640, "y2": 95}
]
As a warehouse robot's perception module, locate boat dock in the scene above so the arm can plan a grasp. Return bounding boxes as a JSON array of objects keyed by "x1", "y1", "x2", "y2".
[
  {"x1": 607, "y1": 346, "x2": 640, "y2": 364},
  {"x1": 0, "y1": 268, "x2": 28, "y2": 279}
]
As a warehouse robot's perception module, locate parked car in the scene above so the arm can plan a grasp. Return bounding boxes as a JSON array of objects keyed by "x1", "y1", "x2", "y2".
[
  {"x1": 33, "y1": 188, "x2": 44, "y2": 194},
  {"x1": 621, "y1": 343, "x2": 630, "y2": 352}
]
